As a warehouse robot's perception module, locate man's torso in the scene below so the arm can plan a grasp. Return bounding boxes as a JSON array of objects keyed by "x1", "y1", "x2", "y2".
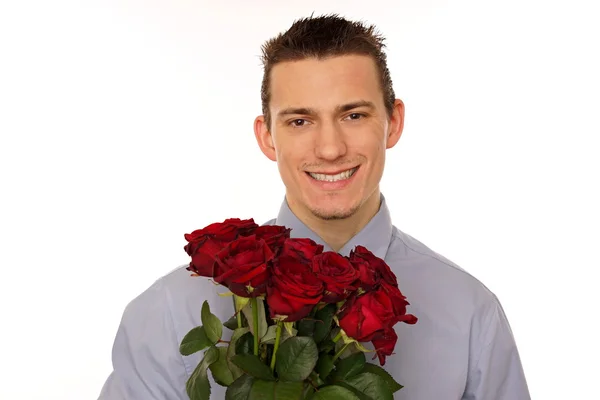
[{"x1": 159, "y1": 224, "x2": 494, "y2": 399}]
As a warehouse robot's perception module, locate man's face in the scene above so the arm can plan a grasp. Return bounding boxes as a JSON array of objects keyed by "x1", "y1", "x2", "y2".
[{"x1": 255, "y1": 54, "x2": 404, "y2": 220}]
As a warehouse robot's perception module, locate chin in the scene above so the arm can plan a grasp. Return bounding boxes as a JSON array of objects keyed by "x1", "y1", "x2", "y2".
[
  {"x1": 308, "y1": 199, "x2": 361, "y2": 221},
  {"x1": 311, "y1": 210, "x2": 356, "y2": 221}
]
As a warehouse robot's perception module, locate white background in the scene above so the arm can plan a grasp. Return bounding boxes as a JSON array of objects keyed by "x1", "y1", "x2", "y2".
[{"x1": 1, "y1": 0, "x2": 599, "y2": 399}]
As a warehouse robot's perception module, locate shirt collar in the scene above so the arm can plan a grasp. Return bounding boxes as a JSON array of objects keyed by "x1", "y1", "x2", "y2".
[{"x1": 274, "y1": 193, "x2": 393, "y2": 260}]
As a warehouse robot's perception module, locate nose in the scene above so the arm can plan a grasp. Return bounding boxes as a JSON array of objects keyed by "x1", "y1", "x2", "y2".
[{"x1": 314, "y1": 120, "x2": 347, "y2": 161}]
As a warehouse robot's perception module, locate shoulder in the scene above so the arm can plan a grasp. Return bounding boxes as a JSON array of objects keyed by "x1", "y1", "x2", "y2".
[
  {"x1": 390, "y1": 226, "x2": 468, "y2": 274},
  {"x1": 388, "y1": 226, "x2": 501, "y2": 319},
  {"x1": 158, "y1": 264, "x2": 234, "y2": 321},
  {"x1": 388, "y1": 230, "x2": 529, "y2": 395},
  {"x1": 121, "y1": 265, "x2": 208, "y2": 324}
]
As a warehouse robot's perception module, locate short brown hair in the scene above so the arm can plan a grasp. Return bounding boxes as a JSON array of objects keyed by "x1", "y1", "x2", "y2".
[{"x1": 259, "y1": 14, "x2": 396, "y2": 129}]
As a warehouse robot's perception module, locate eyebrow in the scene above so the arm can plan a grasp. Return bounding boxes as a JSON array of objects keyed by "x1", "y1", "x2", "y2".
[{"x1": 276, "y1": 100, "x2": 376, "y2": 119}]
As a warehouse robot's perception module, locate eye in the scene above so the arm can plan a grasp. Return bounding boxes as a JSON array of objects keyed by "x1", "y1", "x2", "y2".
[
  {"x1": 290, "y1": 119, "x2": 308, "y2": 127},
  {"x1": 345, "y1": 113, "x2": 365, "y2": 121}
]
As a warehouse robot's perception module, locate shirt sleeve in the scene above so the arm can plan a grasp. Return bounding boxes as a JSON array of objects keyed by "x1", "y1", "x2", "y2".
[
  {"x1": 97, "y1": 279, "x2": 189, "y2": 400},
  {"x1": 463, "y1": 297, "x2": 530, "y2": 400}
]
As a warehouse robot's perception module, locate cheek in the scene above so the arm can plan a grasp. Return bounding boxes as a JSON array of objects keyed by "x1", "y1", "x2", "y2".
[
  {"x1": 347, "y1": 129, "x2": 385, "y2": 155},
  {"x1": 276, "y1": 144, "x2": 310, "y2": 175}
]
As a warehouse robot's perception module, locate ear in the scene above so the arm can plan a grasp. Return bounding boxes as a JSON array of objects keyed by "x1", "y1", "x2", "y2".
[
  {"x1": 386, "y1": 99, "x2": 405, "y2": 149},
  {"x1": 254, "y1": 115, "x2": 277, "y2": 162}
]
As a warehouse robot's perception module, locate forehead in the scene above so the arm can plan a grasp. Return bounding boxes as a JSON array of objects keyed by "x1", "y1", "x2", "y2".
[{"x1": 269, "y1": 55, "x2": 384, "y2": 111}]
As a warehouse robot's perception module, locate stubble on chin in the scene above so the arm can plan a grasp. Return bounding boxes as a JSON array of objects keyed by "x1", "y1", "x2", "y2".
[{"x1": 309, "y1": 203, "x2": 360, "y2": 221}]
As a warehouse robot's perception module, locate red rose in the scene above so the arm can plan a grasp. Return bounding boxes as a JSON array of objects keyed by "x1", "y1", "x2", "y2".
[
  {"x1": 185, "y1": 218, "x2": 258, "y2": 243},
  {"x1": 281, "y1": 238, "x2": 324, "y2": 260},
  {"x1": 213, "y1": 235, "x2": 274, "y2": 297},
  {"x1": 252, "y1": 225, "x2": 291, "y2": 255},
  {"x1": 380, "y1": 281, "x2": 416, "y2": 323},
  {"x1": 266, "y1": 244, "x2": 324, "y2": 322},
  {"x1": 184, "y1": 218, "x2": 258, "y2": 277},
  {"x1": 338, "y1": 286, "x2": 417, "y2": 365},
  {"x1": 184, "y1": 238, "x2": 225, "y2": 277},
  {"x1": 311, "y1": 252, "x2": 359, "y2": 303},
  {"x1": 349, "y1": 255, "x2": 378, "y2": 291},
  {"x1": 338, "y1": 289, "x2": 397, "y2": 342},
  {"x1": 348, "y1": 245, "x2": 397, "y2": 290},
  {"x1": 371, "y1": 327, "x2": 398, "y2": 366}
]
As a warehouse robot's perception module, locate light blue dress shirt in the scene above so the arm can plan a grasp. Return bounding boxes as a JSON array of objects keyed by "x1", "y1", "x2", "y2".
[{"x1": 99, "y1": 195, "x2": 530, "y2": 399}]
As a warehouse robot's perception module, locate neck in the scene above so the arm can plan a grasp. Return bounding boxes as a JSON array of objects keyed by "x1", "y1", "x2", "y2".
[{"x1": 287, "y1": 191, "x2": 381, "y2": 252}]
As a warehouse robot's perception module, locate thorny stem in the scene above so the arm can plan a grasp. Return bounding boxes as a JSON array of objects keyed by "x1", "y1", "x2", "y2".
[{"x1": 251, "y1": 297, "x2": 259, "y2": 356}]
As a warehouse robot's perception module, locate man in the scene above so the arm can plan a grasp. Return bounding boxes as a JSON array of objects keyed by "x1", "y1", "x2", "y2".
[{"x1": 99, "y1": 14, "x2": 530, "y2": 399}]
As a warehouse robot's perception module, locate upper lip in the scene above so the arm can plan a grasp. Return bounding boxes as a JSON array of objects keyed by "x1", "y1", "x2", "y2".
[{"x1": 305, "y1": 166, "x2": 359, "y2": 175}]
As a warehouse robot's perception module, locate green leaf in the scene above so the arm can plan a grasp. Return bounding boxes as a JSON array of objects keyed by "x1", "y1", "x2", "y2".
[
  {"x1": 312, "y1": 373, "x2": 325, "y2": 388},
  {"x1": 242, "y1": 298, "x2": 268, "y2": 339},
  {"x1": 332, "y1": 352, "x2": 365, "y2": 380},
  {"x1": 315, "y1": 353, "x2": 334, "y2": 380},
  {"x1": 361, "y1": 363, "x2": 403, "y2": 393},
  {"x1": 318, "y1": 340, "x2": 335, "y2": 354},
  {"x1": 313, "y1": 304, "x2": 336, "y2": 343},
  {"x1": 201, "y1": 301, "x2": 223, "y2": 344},
  {"x1": 248, "y1": 380, "x2": 305, "y2": 400},
  {"x1": 276, "y1": 336, "x2": 319, "y2": 382},
  {"x1": 180, "y1": 326, "x2": 212, "y2": 356},
  {"x1": 235, "y1": 332, "x2": 255, "y2": 355},
  {"x1": 307, "y1": 385, "x2": 360, "y2": 400},
  {"x1": 302, "y1": 384, "x2": 315, "y2": 399},
  {"x1": 344, "y1": 372, "x2": 393, "y2": 400},
  {"x1": 225, "y1": 374, "x2": 254, "y2": 400},
  {"x1": 231, "y1": 354, "x2": 275, "y2": 381},
  {"x1": 261, "y1": 324, "x2": 278, "y2": 343},
  {"x1": 186, "y1": 346, "x2": 220, "y2": 400},
  {"x1": 295, "y1": 319, "x2": 315, "y2": 336},
  {"x1": 223, "y1": 315, "x2": 238, "y2": 330},
  {"x1": 209, "y1": 346, "x2": 235, "y2": 386},
  {"x1": 227, "y1": 327, "x2": 249, "y2": 380}
]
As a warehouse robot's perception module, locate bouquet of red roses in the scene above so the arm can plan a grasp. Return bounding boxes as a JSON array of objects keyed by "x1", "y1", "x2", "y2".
[{"x1": 180, "y1": 218, "x2": 417, "y2": 400}]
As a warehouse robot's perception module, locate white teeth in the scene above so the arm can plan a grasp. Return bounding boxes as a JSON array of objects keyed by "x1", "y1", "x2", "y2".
[{"x1": 309, "y1": 167, "x2": 357, "y2": 182}]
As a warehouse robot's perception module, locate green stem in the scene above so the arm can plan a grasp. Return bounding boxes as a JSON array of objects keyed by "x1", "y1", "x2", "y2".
[
  {"x1": 232, "y1": 296, "x2": 242, "y2": 329},
  {"x1": 332, "y1": 331, "x2": 343, "y2": 343},
  {"x1": 270, "y1": 321, "x2": 283, "y2": 371},
  {"x1": 251, "y1": 297, "x2": 259, "y2": 356},
  {"x1": 332, "y1": 343, "x2": 351, "y2": 362}
]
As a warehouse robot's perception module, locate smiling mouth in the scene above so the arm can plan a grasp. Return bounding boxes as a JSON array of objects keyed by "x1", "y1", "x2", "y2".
[{"x1": 306, "y1": 167, "x2": 359, "y2": 182}]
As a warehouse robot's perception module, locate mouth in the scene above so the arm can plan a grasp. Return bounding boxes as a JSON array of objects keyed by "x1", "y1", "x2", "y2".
[{"x1": 305, "y1": 166, "x2": 359, "y2": 182}]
